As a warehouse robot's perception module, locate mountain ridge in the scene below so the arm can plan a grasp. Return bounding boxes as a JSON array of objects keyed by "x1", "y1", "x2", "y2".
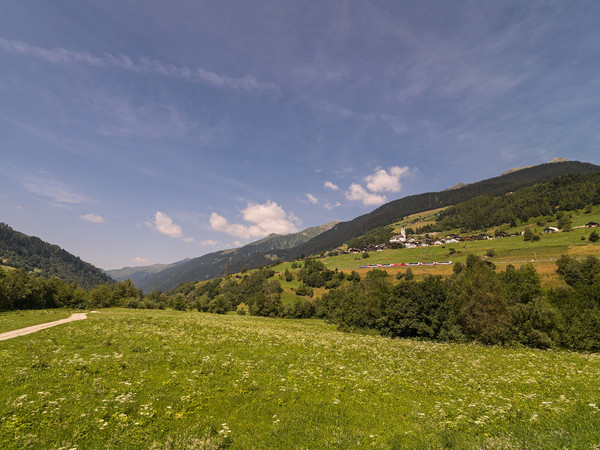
[
  {"x1": 0, "y1": 222, "x2": 113, "y2": 290},
  {"x1": 128, "y1": 220, "x2": 340, "y2": 291},
  {"x1": 280, "y1": 160, "x2": 600, "y2": 262},
  {"x1": 138, "y1": 160, "x2": 600, "y2": 292}
]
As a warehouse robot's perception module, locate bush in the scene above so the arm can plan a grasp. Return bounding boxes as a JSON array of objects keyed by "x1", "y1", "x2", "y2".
[
  {"x1": 523, "y1": 228, "x2": 535, "y2": 241},
  {"x1": 296, "y1": 284, "x2": 314, "y2": 298},
  {"x1": 283, "y1": 298, "x2": 316, "y2": 319}
]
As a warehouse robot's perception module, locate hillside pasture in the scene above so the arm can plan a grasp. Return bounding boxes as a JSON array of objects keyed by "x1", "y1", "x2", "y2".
[
  {"x1": 1, "y1": 309, "x2": 600, "y2": 448},
  {"x1": 315, "y1": 227, "x2": 599, "y2": 285}
]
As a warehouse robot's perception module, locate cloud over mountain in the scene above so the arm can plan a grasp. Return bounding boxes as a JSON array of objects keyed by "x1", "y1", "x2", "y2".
[
  {"x1": 346, "y1": 166, "x2": 411, "y2": 205},
  {"x1": 210, "y1": 201, "x2": 299, "y2": 239}
]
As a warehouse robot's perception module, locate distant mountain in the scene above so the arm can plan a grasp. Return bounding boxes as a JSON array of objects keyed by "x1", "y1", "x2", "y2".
[
  {"x1": 105, "y1": 261, "x2": 187, "y2": 284},
  {"x1": 132, "y1": 220, "x2": 340, "y2": 292},
  {"x1": 0, "y1": 222, "x2": 113, "y2": 290},
  {"x1": 232, "y1": 221, "x2": 340, "y2": 254}
]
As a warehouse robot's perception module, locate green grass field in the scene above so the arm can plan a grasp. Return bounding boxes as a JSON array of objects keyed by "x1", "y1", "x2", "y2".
[
  {"x1": 0, "y1": 309, "x2": 74, "y2": 334},
  {"x1": 1, "y1": 309, "x2": 600, "y2": 448},
  {"x1": 270, "y1": 226, "x2": 599, "y2": 286}
]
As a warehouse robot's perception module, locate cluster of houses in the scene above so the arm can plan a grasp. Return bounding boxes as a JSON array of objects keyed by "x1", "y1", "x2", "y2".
[
  {"x1": 341, "y1": 222, "x2": 600, "y2": 254},
  {"x1": 544, "y1": 222, "x2": 598, "y2": 234},
  {"x1": 387, "y1": 227, "x2": 499, "y2": 250}
]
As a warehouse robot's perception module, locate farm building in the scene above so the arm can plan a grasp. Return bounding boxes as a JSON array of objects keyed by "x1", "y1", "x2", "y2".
[{"x1": 544, "y1": 226, "x2": 559, "y2": 233}]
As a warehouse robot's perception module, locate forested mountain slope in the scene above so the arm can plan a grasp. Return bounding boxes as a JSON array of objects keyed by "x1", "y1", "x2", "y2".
[
  {"x1": 0, "y1": 223, "x2": 113, "y2": 290},
  {"x1": 433, "y1": 172, "x2": 600, "y2": 232},
  {"x1": 136, "y1": 160, "x2": 599, "y2": 292},
  {"x1": 135, "y1": 221, "x2": 339, "y2": 292},
  {"x1": 282, "y1": 160, "x2": 600, "y2": 260}
]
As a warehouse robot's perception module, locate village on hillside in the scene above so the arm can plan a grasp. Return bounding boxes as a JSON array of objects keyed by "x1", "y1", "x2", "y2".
[{"x1": 340, "y1": 222, "x2": 600, "y2": 255}]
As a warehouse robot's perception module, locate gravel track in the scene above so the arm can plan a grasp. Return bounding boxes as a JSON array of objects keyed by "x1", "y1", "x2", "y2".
[{"x1": 0, "y1": 313, "x2": 89, "y2": 341}]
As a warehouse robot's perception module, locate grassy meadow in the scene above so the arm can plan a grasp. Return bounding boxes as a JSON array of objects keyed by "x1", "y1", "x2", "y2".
[
  {"x1": 0, "y1": 309, "x2": 73, "y2": 334},
  {"x1": 1, "y1": 309, "x2": 600, "y2": 448}
]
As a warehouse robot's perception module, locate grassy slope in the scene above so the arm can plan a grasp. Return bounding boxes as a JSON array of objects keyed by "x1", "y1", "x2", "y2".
[
  {"x1": 0, "y1": 309, "x2": 73, "y2": 333},
  {"x1": 269, "y1": 206, "x2": 600, "y2": 287},
  {"x1": 1, "y1": 309, "x2": 599, "y2": 448}
]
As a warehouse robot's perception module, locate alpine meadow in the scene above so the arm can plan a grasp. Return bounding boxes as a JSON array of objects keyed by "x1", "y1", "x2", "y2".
[{"x1": 3, "y1": 2, "x2": 600, "y2": 448}]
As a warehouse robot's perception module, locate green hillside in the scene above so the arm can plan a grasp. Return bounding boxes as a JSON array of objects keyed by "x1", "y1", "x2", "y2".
[
  {"x1": 133, "y1": 221, "x2": 340, "y2": 292},
  {"x1": 282, "y1": 160, "x2": 600, "y2": 260},
  {"x1": 0, "y1": 223, "x2": 113, "y2": 290}
]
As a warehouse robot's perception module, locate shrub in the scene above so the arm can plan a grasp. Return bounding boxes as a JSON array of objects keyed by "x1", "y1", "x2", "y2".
[{"x1": 296, "y1": 284, "x2": 314, "y2": 298}]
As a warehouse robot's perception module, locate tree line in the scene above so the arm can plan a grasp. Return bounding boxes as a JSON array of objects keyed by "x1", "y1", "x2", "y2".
[
  {"x1": 316, "y1": 255, "x2": 600, "y2": 351},
  {"x1": 432, "y1": 172, "x2": 600, "y2": 232},
  {"x1": 3, "y1": 254, "x2": 600, "y2": 352}
]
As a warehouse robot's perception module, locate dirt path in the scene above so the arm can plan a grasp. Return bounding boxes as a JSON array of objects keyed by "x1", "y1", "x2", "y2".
[{"x1": 0, "y1": 313, "x2": 89, "y2": 341}]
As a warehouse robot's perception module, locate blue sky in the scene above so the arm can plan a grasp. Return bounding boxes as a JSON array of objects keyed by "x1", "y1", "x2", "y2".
[{"x1": 1, "y1": 1, "x2": 599, "y2": 270}]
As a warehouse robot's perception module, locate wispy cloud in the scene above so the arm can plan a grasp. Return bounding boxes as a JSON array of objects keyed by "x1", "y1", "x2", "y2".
[
  {"x1": 324, "y1": 181, "x2": 339, "y2": 190},
  {"x1": 80, "y1": 213, "x2": 104, "y2": 223},
  {"x1": 0, "y1": 37, "x2": 277, "y2": 93},
  {"x1": 21, "y1": 174, "x2": 87, "y2": 205},
  {"x1": 305, "y1": 193, "x2": 318, "y2": 204},
  {"x1": 304, "y1": 191, "x2": 340, "y2": 210},
  {"x1": 91, "y1": 95, "x2": 195, "y2": 139},
  {"x1": 323, "y1": 200, "x2": 341, "y2": 210},
  {"x1": 210, "y1": 201, "x2": 299, "y2": 239},
  {"x1": 134, "y1": 256, "x2": 148, "y2": 263},
  {"x1": 311, "y1": 98, "x2": 406, "y2": 135}
]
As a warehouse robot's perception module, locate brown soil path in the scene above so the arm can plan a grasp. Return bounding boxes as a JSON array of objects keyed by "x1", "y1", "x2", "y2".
[{"x1": 0, "y1": 313, "x2": 89, "y2": 341}]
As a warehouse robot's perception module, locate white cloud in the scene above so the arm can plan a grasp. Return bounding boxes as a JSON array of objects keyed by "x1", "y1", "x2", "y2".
[
  {"x1": 210, "y1": 201, "x2": 299, "y2": 239},
  {"x1": 365, "y1": 166, "x2": 410, "y2": 193},
  {"x1": 345, "y1": 183, "x2": 387, "y2": 206},
  {"x1": 153, "y1": 211, "x2": 184, "y2": 239},
  {"x1": 134, "y1": 256, "x2": 148, "y2": 263},
  {"x1": 324, "y1": 181, "x2": 339, "y2": 191},
  {"x1": 345, "y1": 166, "x2": 412, "y2": 206},
  {"x1": 306, "y1": 193, "x2": 318, "y2": 204},
  {"x1": 200, "y1": 239, "x2": 218, "y2": 246},
  {"x1": 323, "y1": 201, "x2": 342, "y2": 210},
  {"x1": 80, "y1": 213, "x2": 104, "y2": 223},
  {"x1": 0, "y1": 37, "x2": 277, "y2": 93},
  {"x1": 21, "y1": 174, "x2": 87, "y2": 205}
]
